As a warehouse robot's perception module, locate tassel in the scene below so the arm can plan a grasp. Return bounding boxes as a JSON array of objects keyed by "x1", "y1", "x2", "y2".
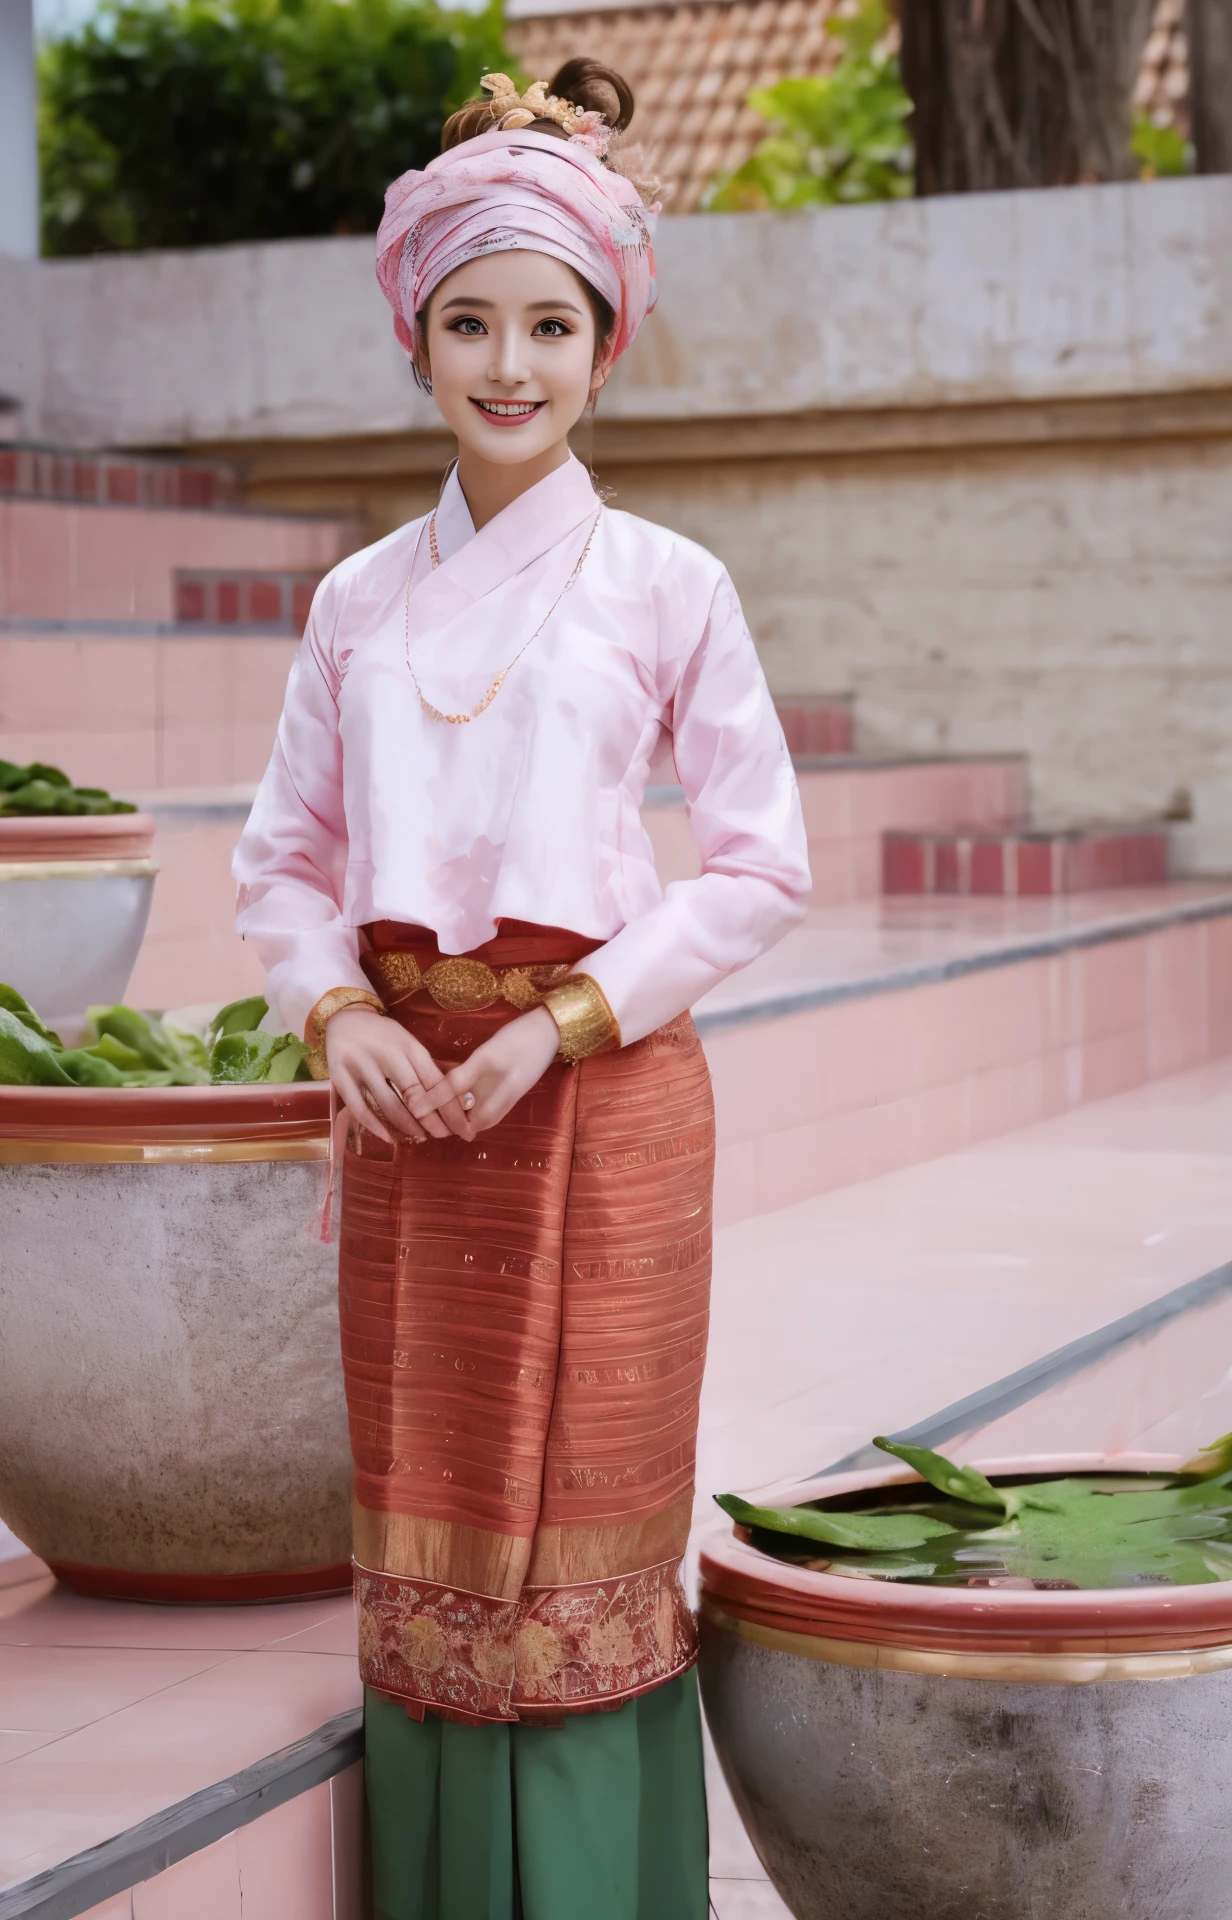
[{"x1": 316, "y1": 1081, "x2": 351, "y2": 1244}]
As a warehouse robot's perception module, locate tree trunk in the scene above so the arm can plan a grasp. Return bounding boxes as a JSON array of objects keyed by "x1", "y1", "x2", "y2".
[
  {"x1": 900, "y1": 0, "x2": 1156, "y2": 194},
  {"x1": 1188, "y1": 0, "x2": 1232, "y2": 171}
]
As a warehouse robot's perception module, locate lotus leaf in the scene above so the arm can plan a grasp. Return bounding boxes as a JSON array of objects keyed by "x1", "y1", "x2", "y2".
[
  {"x1": 873, "y1": 1436, "x2": 1008, "y2": 1511},
  {"x1": 721, "y1": 1433, "x2": 1232, "y2": 1589},
  {"x1": 717, "y1": 1491, "x2": 957, "y2": 1552}
]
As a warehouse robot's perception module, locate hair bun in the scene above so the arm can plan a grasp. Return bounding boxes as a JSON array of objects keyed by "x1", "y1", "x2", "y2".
[{"x1": 548, "y1": 58, "x2": 634, "y2": 135}]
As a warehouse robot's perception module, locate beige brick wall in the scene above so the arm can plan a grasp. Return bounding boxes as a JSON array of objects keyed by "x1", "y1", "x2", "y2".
[{"x1": 594, "y1": 434, "x2": 1232, "y2": 871}]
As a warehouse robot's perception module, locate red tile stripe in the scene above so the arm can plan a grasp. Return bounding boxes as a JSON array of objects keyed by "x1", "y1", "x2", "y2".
[
  {"x1": 0, "y1": 443, "x2": 236, "y2": 509},
  {"x1": 883, "y1": 827, "x2": 1171, "y2": 897},
  {"x1": 175, "y1": 570, "x2": 322, "y2": 631},
  {"x1": 775, "y1": 697, "x2": 854, "y2": 755}
]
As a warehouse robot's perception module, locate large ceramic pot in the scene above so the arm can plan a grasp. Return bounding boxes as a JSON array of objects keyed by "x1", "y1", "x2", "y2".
[
  {"x1": 0, "y1": 1083, "x2": 352, "y2": 1601},
  {"x1": 700, "y1": 1452, "x2": 1232, "y2": 1920},
  {"x1": 0, "y1": 813, "x2": 157, "y2": 1025}
]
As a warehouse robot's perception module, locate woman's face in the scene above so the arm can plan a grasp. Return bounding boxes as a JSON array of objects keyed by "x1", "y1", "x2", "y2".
[{"x1": 422, "y1": 250, "x2": 603, "y2": 468}]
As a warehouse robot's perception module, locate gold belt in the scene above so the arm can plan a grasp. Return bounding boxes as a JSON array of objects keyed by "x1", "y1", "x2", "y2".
[{"x1": 370, "y1": 951, "x2": 574, "y2": 1015}]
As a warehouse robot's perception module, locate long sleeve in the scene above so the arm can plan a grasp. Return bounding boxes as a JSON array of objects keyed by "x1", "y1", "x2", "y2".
[
  {"x1": 583, "y1": 570, "x2": 811, "y2": 1045},
  {"x1": 232, "y1": 586, "x2": 370, "y2": 1039}
]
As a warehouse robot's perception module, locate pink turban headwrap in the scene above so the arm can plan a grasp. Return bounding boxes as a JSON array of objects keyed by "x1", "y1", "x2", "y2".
[{"x1": 375, "y1": 129, "x2": 657, "y2": 375}]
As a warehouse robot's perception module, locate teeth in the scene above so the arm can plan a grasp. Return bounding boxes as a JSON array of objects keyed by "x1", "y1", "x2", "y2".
[{"x1": 476, "y1": 400, "x2": 540, "y2": 416}]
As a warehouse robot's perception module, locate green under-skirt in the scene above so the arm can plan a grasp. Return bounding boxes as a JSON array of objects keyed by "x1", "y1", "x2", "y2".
[{"x1": 365, "y1": 1671, "x2": 710, "y2": 1920}]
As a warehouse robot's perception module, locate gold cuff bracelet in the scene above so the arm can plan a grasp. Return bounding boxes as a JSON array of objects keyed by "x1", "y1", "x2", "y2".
[
  {"x1": 304, "y1": 986, "x2": 385, "y2": 1079},
  {"x1": 542, "y1": 974, "x2": 621, "y2": 1066}
]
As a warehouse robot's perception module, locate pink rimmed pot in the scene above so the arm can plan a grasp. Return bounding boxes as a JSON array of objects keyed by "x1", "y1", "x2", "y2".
[
  {"x1": 0, "y1": 813, "x2": 157, "y2": 1026},
  {"x1": 0, "y1": 1084, "x2": 353, "y2": 1602},
  {"x1": 699, "y1": 1452, "x2": 1232, "y2": 1920}
]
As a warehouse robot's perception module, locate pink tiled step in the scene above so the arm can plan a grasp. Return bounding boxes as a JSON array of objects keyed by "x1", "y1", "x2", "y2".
[
  {"x1": 884, "y1": 824, "x2": 1171, "y2": 896},
  {"x1": 175, "y1": 572, "x2": 320, "y2": 632},
  {"x1": 774, "y1": 695, "x2": 854, "y2": 756},
  {"x1": 0, "y1": 500, "x2": 354, "y2": 625},
  {"x1": 0, "y1": 632, "x2": 300, "y2": 795},
  {"x1": 697, "y1": 885, "x2": 1232, "y2": 1228},
  {"x1": 0, "y1": 442, "x2": 236, "y2": 511}
]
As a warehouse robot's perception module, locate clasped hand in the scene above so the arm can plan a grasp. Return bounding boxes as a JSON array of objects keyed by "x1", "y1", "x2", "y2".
[{"x1": 325, "y1": 1004, "x2": 560, "y2": 1145}]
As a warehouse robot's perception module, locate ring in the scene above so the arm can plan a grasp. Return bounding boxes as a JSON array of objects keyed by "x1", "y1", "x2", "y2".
[{"x1": 461, "y1": 1092, "x2": 476, "y2": 1111}]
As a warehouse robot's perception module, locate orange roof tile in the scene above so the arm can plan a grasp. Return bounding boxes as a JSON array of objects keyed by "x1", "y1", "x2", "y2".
[{"x1": 507, "y1": 0, "x2": 1190, "y2": 214}]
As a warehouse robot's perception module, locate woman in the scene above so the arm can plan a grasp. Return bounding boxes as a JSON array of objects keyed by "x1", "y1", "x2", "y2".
[{"x1": 234, "y1": 58, "x2": 809, "y2": 1920}]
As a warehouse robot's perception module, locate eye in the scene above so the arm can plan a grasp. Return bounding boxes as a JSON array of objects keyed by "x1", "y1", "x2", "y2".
[
  {"x1": 532, "y1": 318, "x2": 572, "y2": 338},
  {"x1": 448, "y1": 316, "x2": 487, "y2": 336}
]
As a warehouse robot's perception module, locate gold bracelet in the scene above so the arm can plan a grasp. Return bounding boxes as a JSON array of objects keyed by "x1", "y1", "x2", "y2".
[
  {"x1": 542, "y1": 974, "x2": 620, "y2": 1066},
  {"x1": 303, "y1": 986, "x2": 385, "y2": 1079}
]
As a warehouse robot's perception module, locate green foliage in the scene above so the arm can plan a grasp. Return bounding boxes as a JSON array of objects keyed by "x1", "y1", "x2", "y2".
[
  {"x1": 39, "y1": 0, "x2": 507, "y2": 255},
  {"x1": 1132, "y1": 114, "x2": 1193, "y2": 180},
  {"x1": 873, "y1": 1435, "x2": 1007, "y2": 1512},
  {"x1": 717, "y1": 1492, "x2": 956, "y2": 1553},
  {"x1": 0, "y1": 759, "x2": 135, "y2": 816},
  {"x1": 703, "y1": 0, "x2": 912, "y2": 213},
  {"x1": 0, "y1": 986, "x2": 311, "y2": 1085},
  {"x1": 719, "y1": 1433, "x2": 1232, "y2": 1589}
]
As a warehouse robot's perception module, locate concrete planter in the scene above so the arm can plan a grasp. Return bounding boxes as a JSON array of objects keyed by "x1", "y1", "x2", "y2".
[
  {"x1": 0, "y1": 1084, "x2": 352, "y2": 1601},
  {"x1": 699, "y1": 1452, "x2": 1232, "y2": 1920},
  {"x1": 0, "y1": 814, "x2": 157, "y2": 1025}
]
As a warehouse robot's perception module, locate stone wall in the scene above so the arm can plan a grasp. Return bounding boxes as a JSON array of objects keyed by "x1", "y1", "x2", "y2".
[
  {"x1": 3, "y1": 176, "x2": 1231, "y2": 865},
  {"x1": 602, "y1": 439, "x2": 1232, "y2": 871}
]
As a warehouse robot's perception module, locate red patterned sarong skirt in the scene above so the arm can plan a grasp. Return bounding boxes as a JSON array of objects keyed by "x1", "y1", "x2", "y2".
[{"x1": 339, "y1": 920, "x2": 715, "y2": 1726}]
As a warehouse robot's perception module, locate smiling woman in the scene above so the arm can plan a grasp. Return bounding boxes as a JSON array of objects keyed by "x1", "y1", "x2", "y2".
[
  {"x1": 231, "y1": 56, "x2": 811, "y2": 1920},
  {"x1": 423, "y1": 250, "x2": 605, "y2": 529}
]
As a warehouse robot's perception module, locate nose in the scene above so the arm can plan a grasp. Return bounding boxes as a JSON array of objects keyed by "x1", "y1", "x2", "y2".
[{"x1": 488, "y1": 319, "x2": 530, "y2": 391}]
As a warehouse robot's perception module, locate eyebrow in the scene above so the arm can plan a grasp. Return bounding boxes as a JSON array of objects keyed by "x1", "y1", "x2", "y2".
[{"x1": 438, "y1": 295, "x2": 585, "y2": 315}]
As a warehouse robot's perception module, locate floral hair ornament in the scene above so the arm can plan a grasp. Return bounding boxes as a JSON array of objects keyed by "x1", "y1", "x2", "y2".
[
  {"x1": 480, "y1": 72, "x2": 615, "y2": 157},
  {"x1": 376, "y1": 128, "x2": 658, "y2": 379}
]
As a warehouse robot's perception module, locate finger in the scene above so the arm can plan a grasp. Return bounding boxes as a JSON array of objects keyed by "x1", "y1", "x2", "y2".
[
  {"x1": 388, "y1": 1076, "x2": 451, "y2": 1141},
  {"x1": 362, "y1": 1073, "x2": 428, "y2": 1144},
  {"x1": 332, "y1": 1067, "x2": 394, "y2": 1146},
  {"x1": 409, "y1": 1068, "x2": 477, "y2": 1138},
  {"x1": 403, "y1": 1040, "x2": 446, "y2": 1090}
]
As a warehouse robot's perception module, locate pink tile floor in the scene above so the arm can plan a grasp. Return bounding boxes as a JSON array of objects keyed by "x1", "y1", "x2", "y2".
[{"x1": 4, "y1": 1053, "x2": 1232, "y2": 1915}]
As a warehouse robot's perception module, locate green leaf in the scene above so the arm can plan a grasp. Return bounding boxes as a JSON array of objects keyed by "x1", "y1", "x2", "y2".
[
  {"x1": 0, "y1": 984, "x2": 63, "y2": 1048},
  {"x1": 55, "y1": 1047, "x2": 128, "y2": 1087},
  {"x1": 1132, "y1": 114, "x2": 1191, "y2": 179},
  {"x1": 20, "y1": 762, "x2": 71, "y2": 788},
  {"x1": 87, "y1": 1004, "x2": 174, "y2": 1068},
  {"x1": 873, "y1": 1437, "x2": 1007, "y2": 1511},
  {"x1": 89, "y1": 1032, "x2": 148, "y2": 1072},
  {"x1": 264, "y1": 1034, "x2": 310, "y2": 1082},
  {"x1": 208, "y1": 1029, "x2": 279, "y2": 1083},
  {"x1": 1184, "y1": 1432, "x2": 1232, "y2": 1482},
  {"x1": 704, "y1": 3, "x2": 912, "y2": 213},
  {"x1": 1, "y1": 780, "x2": 66, "y2": 815},
  {"x1": 86, "y1": 1005, "x2": 209, "y2": 1084},
  {"x1": 716, "y1": 1492, "x2": 957, "y2": 1552},
  {"x1": 0, "y1": 1009, "x2": 77, "y2": 1084},
  {"x1": 208, "y1": 994, "x2": 269, "y2": 1042}
]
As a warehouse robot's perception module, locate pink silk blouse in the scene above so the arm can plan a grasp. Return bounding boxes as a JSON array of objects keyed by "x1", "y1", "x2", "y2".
[{"x1": 233, "y1": 454, "x2": 810, "y2": 1045}]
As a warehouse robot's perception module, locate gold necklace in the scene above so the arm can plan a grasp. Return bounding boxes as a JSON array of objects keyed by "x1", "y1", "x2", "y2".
[{"x1": 404, "y1": 510, "x2": 600, "y2": 725}]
